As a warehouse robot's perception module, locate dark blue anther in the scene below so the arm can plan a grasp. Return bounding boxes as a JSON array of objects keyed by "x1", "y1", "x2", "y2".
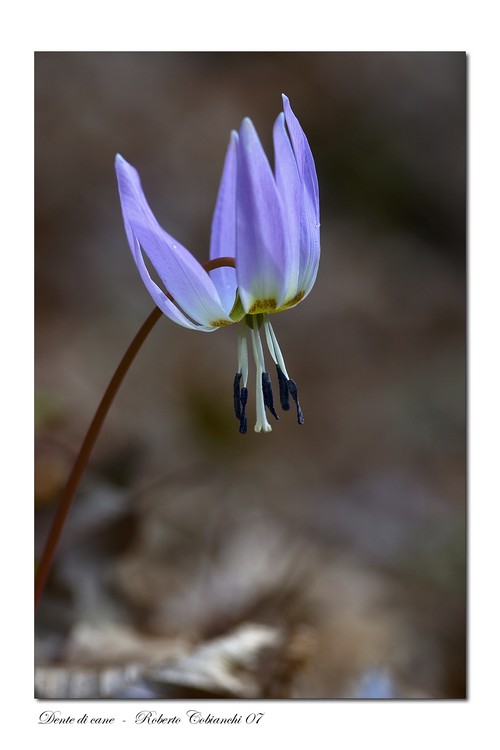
[
  {"x1": 287, "y1": 379, "x2": 304, "y2": 425},
  {"x1": 262, "y1": 371, "x2": 279, "y2": 420},
  {"x1": 233, "y1": 372, "x2": 242, "y2": 419},
  {"x1": 239, "y1": 386, "x2": 248, "y2": 434},
  {"x1": 276, "y1": 365, "x2": 290, "y2": 411}
]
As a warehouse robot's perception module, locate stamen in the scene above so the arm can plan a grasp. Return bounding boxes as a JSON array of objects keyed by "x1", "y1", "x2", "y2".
[
  {"x1": 264, "y1": 318, "x2": 291, "y2": 411},
  {"x1": 239, "y1": 386, "x2": 248, "y2": 434},
  {"x1": 233, "y1": 372, "x2": 242, "y2": 419},
  {"x1": 234, "y1": 324, "x2": 250, "y2": 434},
  {"x1": 264, "y1": 318, "x2": 290, "y2": 379},
  {"x1": 276, "y1": 365, "x2": 290, "y2": 411},
  {"x1": 288, "y1": 378, "x2": 304, "y2": 425},
  {"x1": 237, "y1": 325, "x2": 249, "y2": 387},
  {"x1": 262, "y1": 372, "x2": 279, "y2": 420}
]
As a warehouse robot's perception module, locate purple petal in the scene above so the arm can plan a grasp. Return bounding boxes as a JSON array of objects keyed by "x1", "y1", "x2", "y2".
[
  {"x1": 115, "y1": 155, "x2": 232, "y2": 328},
  {"x1": 281, "y1": 94, "x2": 319, "y2": 213},
  {"x1": 282, "y1": 95, "x2": 320, "y2": 297},
  {"x1": 209, "y1": 131, "x2": 238, "y2": 314},
  {"x1": 127, "y1": 228, "x2": 216, "y2": 331},
  {"x1": 235, "y1": 118, "x2": 290, "y2": 314},
  {"x1": 273, "y1": 112, "x2": 301, "y2": 301}
]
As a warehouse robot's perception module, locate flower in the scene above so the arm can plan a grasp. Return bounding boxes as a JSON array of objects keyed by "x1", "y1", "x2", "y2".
[{"x1": 115, "y1": 94, "x2": 320, "y2": 433}]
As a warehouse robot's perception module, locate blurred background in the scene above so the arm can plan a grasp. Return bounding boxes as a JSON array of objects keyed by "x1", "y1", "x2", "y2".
[{"x1": 35, "y1": 52, "x2": 466, "y2": 699}]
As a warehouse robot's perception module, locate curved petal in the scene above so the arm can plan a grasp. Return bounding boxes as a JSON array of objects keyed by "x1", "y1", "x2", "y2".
[
  {"x1": 297, "y1": 180, "x2": 321, "y2": 299},
  {"x1": 273, "y1": 112, "x2": 301, "y2": 303},
  {"x1": 235, "y1": 118, "x2": 290, "y2": 314},
  {"x1": 281, "y1": 95, "x2": 319, "y2": 213},
  {"x1": 209, "y1": 131, "x2": 238, "y2": 314},
  {"x1": 282, "y1": 95, "x2": 321, "y2": 298},
  {"x1": 115, "y1": 154, "x2": 233, "y2": 328},
  {"x1": 127, "y1": 228, "x2": 217, "y2": 331}
]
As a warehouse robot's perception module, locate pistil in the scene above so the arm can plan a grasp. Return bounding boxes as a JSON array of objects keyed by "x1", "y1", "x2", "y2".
[{"x1": 249, "y1": 318, "x2": 272, "y2": 433}]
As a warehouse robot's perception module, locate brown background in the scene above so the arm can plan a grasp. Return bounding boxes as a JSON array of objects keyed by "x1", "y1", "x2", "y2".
[{"x1": 35, "y1": 52, "x2": 466, "y2": 699}]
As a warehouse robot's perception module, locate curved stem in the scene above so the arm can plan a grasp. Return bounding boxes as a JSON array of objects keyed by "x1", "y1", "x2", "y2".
[
  {"x1": 34, "y1": 306, "x2": 161, "y2": 610},
  {"x1": 35, "y1": 256, "x2": 236, "y2": 611}
]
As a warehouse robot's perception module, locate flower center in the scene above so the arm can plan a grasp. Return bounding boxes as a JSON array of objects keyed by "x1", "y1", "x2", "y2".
[{"x1": 247, "y1": 298, "x2": 278, "y2": 314}]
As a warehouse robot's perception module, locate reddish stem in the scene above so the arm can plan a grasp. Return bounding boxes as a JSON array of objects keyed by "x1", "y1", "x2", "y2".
[{"x1": 35, "y1": 256, "x2": 236, "y2": 611}]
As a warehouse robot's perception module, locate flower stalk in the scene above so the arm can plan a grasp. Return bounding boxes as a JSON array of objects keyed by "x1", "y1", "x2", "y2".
[{"x1": 35, "y1": 257, "x2": 235, "y2": 612}]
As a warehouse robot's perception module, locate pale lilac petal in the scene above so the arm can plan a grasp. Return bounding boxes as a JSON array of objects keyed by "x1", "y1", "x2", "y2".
[
  {"x1": 115, "y1": 155, "x2": 232, "y2": 327},
  {"x1": 127, "y1": 228, "x2": 216, "y2": 331},
  {"x1": 273, "y1": 112, "x2": 301, "y2": 301},
  {"x1": 235, "y1": 119, "x2": 290, "y2": 313},
  {"x1": 281, "y1": 94, "x2": 319, "y2": 211},
  {"x1": 282, "y1": 95, "x2": 321, "y2": 297},
  {"x1": 297, "y1": 180, "x2": 321, "y2": 298},
  {"x1": 209, "y1": 131, "x2": 238, "y2": 314}
]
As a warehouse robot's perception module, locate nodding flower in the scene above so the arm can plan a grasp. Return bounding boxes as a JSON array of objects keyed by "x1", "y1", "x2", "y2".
[{"x1": 115, "y1": 94, "x2": 320, "y2": 433}]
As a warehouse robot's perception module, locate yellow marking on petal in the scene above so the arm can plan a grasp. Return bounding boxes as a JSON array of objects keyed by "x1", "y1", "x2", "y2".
[
  {"x1": 210, "y1": 319, "x2": 234, "y2": 327},
  {"x1": 248, "y1": 298, "x2": 278, "y2": 314},
  {"x1": 278, "y1": 290, "x2": 305, "y2": 311}
]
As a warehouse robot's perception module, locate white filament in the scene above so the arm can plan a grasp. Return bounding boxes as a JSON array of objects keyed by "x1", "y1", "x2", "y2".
[
  {"x1": 263, "y1": 317, "x2": 289, "y2": 379},
  {"x1": 237, "y1": 323, "x2": 249, "y2": 387}
]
